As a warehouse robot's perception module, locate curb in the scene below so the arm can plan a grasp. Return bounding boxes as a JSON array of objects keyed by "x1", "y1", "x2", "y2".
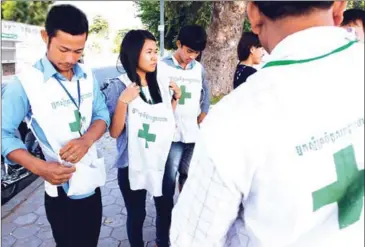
[{"x1": 1, "y1": 177, "x2": 44, "y2": 219}]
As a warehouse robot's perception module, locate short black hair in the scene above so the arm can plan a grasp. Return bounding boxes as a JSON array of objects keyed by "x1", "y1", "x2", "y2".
[
  {"x1": 119, "y1": 30, "x2": 162, "y2": 104},
  {"x1": 177, "y1": 25, "x2": 207, "y2": 52},
  {"x1": 253, "y1": 1, "x2": 334, "y2": 20},
  {"x1": 237, "y1": 31, "x2": 262, "y2": 61},
  {"x1": 342, "y1": 8, "x2": 365, "y2": 32},
  {"x1": 45, "y1": 4, "x2": 89, "y2": 39}
]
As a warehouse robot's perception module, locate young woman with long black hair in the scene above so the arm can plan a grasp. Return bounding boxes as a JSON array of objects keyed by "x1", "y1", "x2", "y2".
[{"x1": 103, "y1": 30, "x2": 181, "y2": 247}]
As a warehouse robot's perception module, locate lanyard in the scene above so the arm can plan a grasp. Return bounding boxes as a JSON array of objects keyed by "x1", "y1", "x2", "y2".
[
  {"x1": 56, "y1": 78, "x2": 81, "y2": 109},
  {"x1": 55, "y1": 78, "x2": 82, "y2": 136}
]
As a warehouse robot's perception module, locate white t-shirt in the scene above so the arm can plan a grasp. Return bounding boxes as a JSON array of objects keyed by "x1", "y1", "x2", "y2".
[
  {"x1": 170, "y1": 26, "x2": 364, "y2": 247},
  {"x1": 141, "y1": 86, "x2": 153, "y2": 104}
]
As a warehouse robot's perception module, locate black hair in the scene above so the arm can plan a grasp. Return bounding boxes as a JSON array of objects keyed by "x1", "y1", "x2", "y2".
[
  {"x1": 237, "y1": 31, "x2": 262, "y2": 61},
  {"x1": 119, "y1": 30, "x2": 162, "y2": 104},
  {"x1": 342, "y1": 8, "x2": 365, "y2": 32},
  {"x1": 177, "y1": 25, "x2": 207, "y2": 52},
  {"x1": 45, "y1": 4, "x2": 89, "y2": 40},
  {"x1": 253, "y1": 1, "x2": 334, "y2": 20}
]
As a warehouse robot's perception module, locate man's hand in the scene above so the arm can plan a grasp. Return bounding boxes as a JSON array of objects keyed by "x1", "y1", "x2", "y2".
[
  {"x1": 59, "y1": 137, "x2": 93, "y2": 164},
  {"x1": 197, "y1": 112, "x2": 207, "y2": 124},
  {"x1": 38, "y1": 161, "x2": 76, "y2": 185},
  {"x1": 169, "y1": 81, "x2": 181, "y2": 100}
]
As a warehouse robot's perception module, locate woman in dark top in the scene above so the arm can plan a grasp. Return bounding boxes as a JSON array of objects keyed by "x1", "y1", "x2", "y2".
[{"x1": 233, "y1": 31, "x2": 264, "y2": 89}]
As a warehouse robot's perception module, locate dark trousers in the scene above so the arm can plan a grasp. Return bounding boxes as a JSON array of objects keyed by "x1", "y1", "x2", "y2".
[
  {"x1": 118, "y1": 167, "x2": 174, "y2": 247},
  {"x1": 44, "y1": 187, "x2": 102, "y2": 247}
]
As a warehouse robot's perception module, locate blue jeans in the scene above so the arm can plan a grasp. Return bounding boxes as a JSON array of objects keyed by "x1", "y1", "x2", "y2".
[
  {"x1": 118, "y1": 162, "x2": 177, "y2": 247},
  {"x1": 164, "y1": 142, "x2": 195, "y2": 195}
]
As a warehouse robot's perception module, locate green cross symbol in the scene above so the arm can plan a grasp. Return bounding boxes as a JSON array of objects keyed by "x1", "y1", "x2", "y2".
[
  {"x1": 69, "y1": 110, "x2": 86, "y2": 133},
  {"x1": 138, "y1": 123, "x2": 156, "y2": 148},
  {"x1": 178, "y1": 85, "x2": 191, "y2": 105},
  {"x1": 312, "y1": 145, "x2": 364, "y2": 229}
]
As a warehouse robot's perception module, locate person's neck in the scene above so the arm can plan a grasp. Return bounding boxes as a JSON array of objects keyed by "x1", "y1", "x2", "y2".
[
  {"x1": 239, "y1": 57, "x2": 253, "y2": 67},
  {"x1": 61, "y1": 70, "x2": 74, "y2": 81},
  {"x1": 137, "y1": 69, "x2": 147, "y2": 86},
  {"x1": 173, "y1": 51, "x2": 187, "y2": 69},
  {"x1": 264, "y1": 11, "x2": 335, "y2": 53},
  {"x1": 47, "y1": 54, "x2": 74, "y2": 81}
]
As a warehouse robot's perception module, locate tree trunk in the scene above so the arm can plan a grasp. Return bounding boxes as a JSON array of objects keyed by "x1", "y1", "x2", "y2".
[{"x1": 201, "y1": 1, "x2": 246, "y2": 97}]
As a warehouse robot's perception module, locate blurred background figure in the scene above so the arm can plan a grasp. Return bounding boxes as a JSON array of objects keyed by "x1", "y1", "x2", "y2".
[
  {"x1": 341, "y1": 8, "x2": 365, "y2": 41},
  {"x1": 233, "y1": 31, "x2": 264, "y2": 89}
]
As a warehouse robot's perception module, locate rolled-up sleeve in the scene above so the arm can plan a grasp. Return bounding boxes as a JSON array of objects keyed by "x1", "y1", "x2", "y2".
[
  {"x1": 91, "y1": 73, "x2": 111, "y2": 129},
  {"x1": 1, "y1": 79, "x2": 29, "y2": 163},
  {"x1": 200, "y1": 67, "x2": 211, "y2": 114}
]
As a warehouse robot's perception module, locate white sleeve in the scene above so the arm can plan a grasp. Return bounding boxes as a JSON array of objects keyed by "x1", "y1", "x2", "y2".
[
  {"x1": 170, "y1": 137, "x2": 243, "y2": 247},
  {"x1": 170, "y1": 86, "x2": 262, "y2": 246}
]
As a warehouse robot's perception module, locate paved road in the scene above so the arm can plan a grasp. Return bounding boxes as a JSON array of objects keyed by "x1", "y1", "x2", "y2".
[{"x1": 1, "y1": 134, "x2": 167, "y2": 247}]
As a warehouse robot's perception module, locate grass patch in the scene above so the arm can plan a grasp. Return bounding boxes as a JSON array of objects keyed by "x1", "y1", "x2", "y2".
[{"x1": 210, "y1": 94, "x2": 225, "y2": 105}]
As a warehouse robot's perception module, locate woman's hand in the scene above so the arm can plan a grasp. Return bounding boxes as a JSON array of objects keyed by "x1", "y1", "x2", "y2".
[{"x1": 119, "y1": 83, "x2": 140, "y2": 104}]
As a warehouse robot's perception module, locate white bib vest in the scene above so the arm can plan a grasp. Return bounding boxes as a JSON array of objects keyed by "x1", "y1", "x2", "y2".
[
  {"x1": 17, "y1": 64, "x2": 106, "y2": 197},
  {"x1": 158, "y1": 61, "x2": 203, "y2": 143},
  {"x1": 120, "y1": 74, "x2": 175, "y2": 197}
]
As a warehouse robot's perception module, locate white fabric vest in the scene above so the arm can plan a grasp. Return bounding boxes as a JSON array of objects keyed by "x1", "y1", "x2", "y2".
[
  {"x1": 17, "y1": 64, "x2": 106, "y2": 197},
  {"x1": 120, "y1": 74, "x2": 175, "y2": 197},
  {"x1": 158, "y1": 61, "x2": 203, "y2": 143}
]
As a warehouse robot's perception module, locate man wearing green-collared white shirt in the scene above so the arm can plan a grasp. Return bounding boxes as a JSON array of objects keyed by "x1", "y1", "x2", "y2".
[{"x1": 170, "y1": 2, "x2": 364, "y2": 247}]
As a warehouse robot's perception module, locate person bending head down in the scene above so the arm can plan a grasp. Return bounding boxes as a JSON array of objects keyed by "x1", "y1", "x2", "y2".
[
  {"x1": 174, "y1": 25, "x2": 207, "y2": 69},
  {"x1": 41, "y1": 4, "x2": 88, "y2": 80}
]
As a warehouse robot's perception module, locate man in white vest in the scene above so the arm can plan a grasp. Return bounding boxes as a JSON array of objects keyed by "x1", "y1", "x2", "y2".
[
  {"x1": 158, "y1": 25, "x2": 211, "y2": 196},
  {"x1": 1, "y1": 5, "x2": 110, "y2": 247},
  {"x1": 170, "y1": 1, "x2": 364, "y2": 247}
]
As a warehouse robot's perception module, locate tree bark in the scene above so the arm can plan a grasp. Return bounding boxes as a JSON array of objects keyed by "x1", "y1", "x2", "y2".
[{"x1": 201, "y1": 1, "x2": 246, "y2": 97}]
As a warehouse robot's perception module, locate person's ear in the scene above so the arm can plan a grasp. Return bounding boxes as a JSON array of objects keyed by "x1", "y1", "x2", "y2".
[
  {"x1": 332, "y1": 1, "x2": 347, "y2": 26},
  {"x1": 247, "y1": 2, "x2": 264, "y2": 35},
  {"x1": 176, "y1": 40, "x2": 182, "y2": 49},
  {"x1": 250, "y1": 46, "x2": 256, "y2": 54},
  {"x1": 41, "y1": 29, "x2": 49, "y2": 45}
]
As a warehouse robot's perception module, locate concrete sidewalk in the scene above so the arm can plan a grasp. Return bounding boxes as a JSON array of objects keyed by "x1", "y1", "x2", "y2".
[{"x1": 1, "y1": 134, "x2": 160, "y2": 247}]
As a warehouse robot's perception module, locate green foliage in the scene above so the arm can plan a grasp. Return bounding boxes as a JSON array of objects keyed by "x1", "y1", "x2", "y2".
[
  {"x1": 112, "y1": 29, "x2": 130, "y2": 54},
  {"x1": 243, "y1": 17, "x2": 251, "y2": 32},
  {"x1": 347, "y1": 1, "x2": 365, "y2": 10},
  {"x1": 136, "y1": 0, "x2": 212, "y2": 50},
  {"x1": 89, "y1": 15, "x2": 109, "y2": 38},
  {"x1": 1, "y1": 1, "x2": 53, "y2": 26}
]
